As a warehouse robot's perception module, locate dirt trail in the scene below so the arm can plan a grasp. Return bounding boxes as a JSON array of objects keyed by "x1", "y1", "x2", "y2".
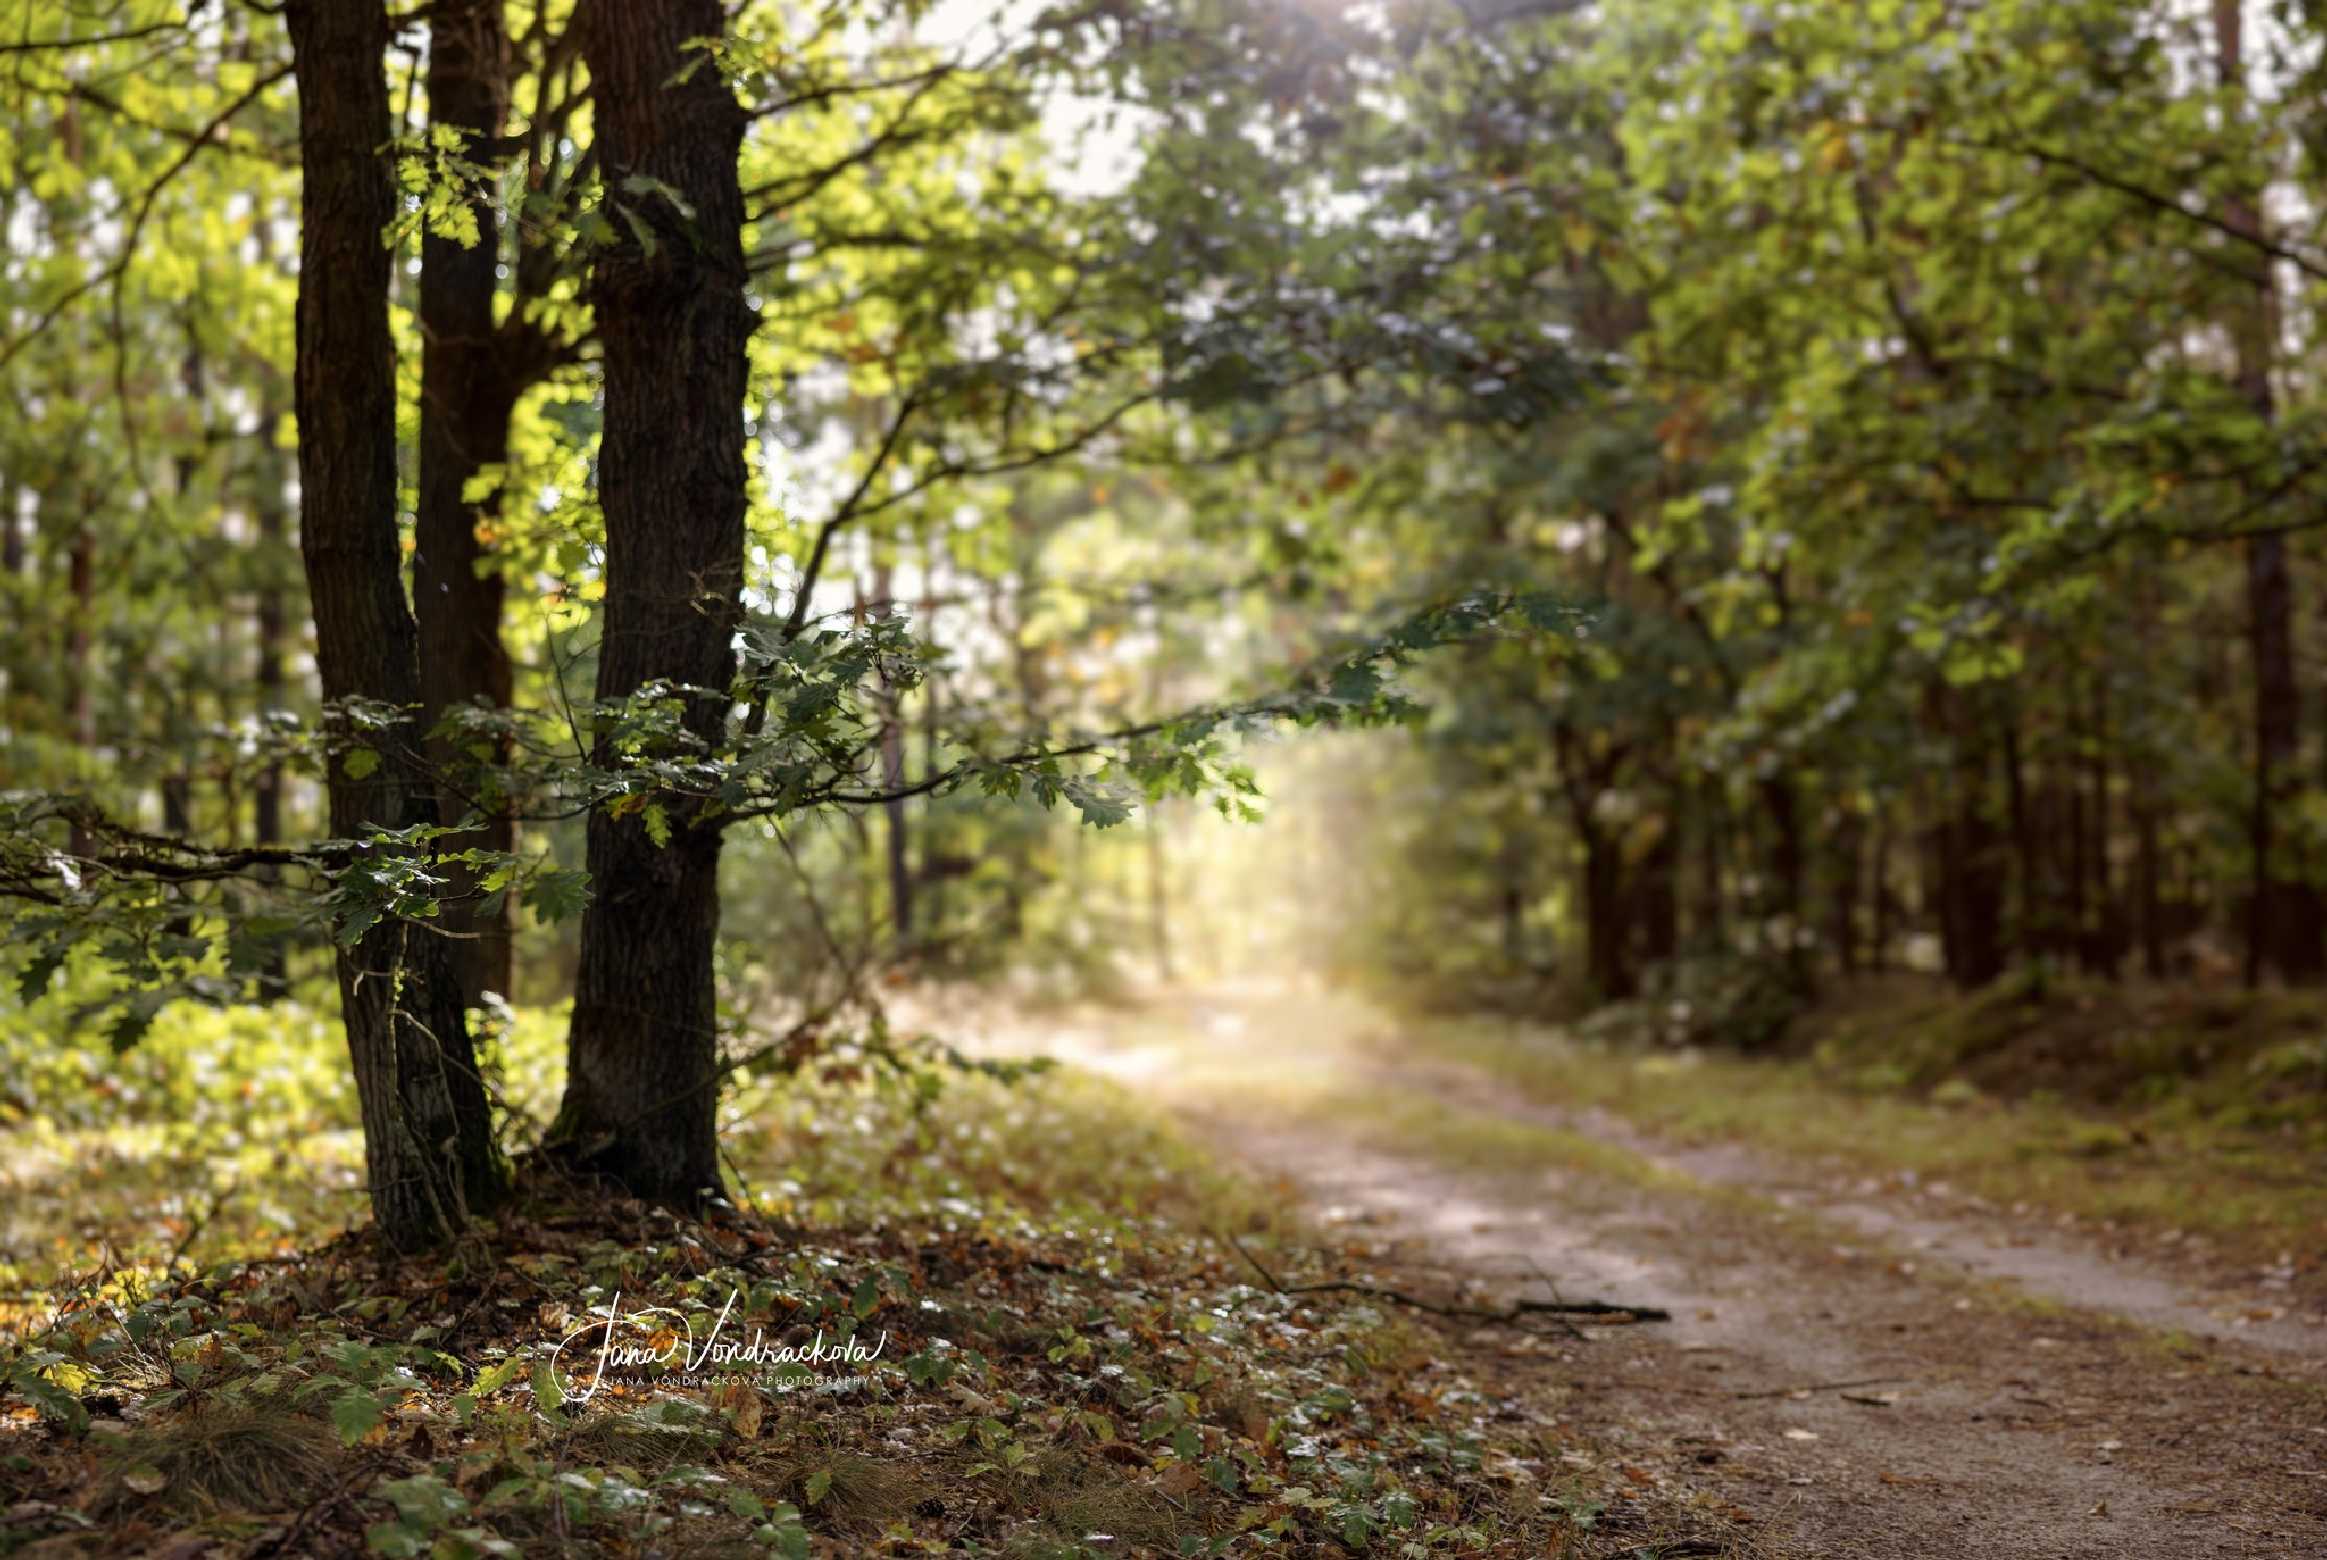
[{"x1": 997, "y1": 997, "x2": 2327, "y2": 1558}]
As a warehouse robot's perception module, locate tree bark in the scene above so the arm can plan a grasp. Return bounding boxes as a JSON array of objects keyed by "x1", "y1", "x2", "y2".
[
  {"x1": 288, "y1": 0, "x2": 504, "y2": 1247},
  {"x1": 554, "y1": 0, "x2": 751, "y2": 1207},
  {"x1": 414, "y1": 0, "x2": 520, "y2": 1010}
]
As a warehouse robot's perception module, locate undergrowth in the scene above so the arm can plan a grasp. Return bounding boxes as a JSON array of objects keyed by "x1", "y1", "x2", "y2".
[{"x1": 0, "y1": 989, "x2": 1744, "y2": 1557}]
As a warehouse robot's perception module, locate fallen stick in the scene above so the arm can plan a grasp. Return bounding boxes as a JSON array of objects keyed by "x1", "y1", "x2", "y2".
[
  {"x1": 1223, "y1": 1232, "x2": 1672, "y2": 1328},
  {"x1": 1734, "y1": 1376, "x2": 1910, "y2": 1401}
]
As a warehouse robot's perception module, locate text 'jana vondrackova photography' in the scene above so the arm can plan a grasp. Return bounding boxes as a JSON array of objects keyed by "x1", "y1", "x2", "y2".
[{"x1": 2, "y1": 1, "x2": 2324, "y2": 1555}]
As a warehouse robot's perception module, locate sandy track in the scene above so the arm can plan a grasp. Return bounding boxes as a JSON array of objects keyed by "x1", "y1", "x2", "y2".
[{"x1": 1008, "y1": 999, "x2": 2327, "y2": 1557}]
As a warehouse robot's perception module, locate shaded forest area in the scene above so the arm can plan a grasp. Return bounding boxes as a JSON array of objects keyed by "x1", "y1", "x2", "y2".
[{"x1": 5, "y1": 0, "x2": 2327, "y2": 1556}]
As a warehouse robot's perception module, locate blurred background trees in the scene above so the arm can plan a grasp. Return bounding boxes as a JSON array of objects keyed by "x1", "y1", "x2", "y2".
[{"x1": 8, "y1": 0, "x2": 2327, "y2": 1234}]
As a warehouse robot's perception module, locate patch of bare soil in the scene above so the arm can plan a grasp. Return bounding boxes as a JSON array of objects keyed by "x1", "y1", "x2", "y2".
[
  {"x1": 1031, "y1": 1007, "x2": 2327, "y2": 1558},
  {"x1": 1404, "y1": 1060, "x2": 2327, "y2": 1358}
]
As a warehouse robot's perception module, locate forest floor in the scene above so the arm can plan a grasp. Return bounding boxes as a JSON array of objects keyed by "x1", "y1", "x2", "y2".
[{"x1": 952, "y1": 981, "x2": 2327, "y2": 1559}]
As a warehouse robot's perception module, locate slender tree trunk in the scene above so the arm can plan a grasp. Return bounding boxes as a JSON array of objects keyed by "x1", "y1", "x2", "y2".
[
  {"x1": 1758, "y1": 774, "x2": 1810, "y2": 991},
  {"x1": 1580, "y1": 825, "x2": 1634, "y2": 1001},
  {"x1": 66, "y1": 520, "x2": 93, "y2": 857},
  {"x1": 2135, "y1": 785, "x2": 2166, "y2": 979},
  {"x1": 1949, "y1": 699, "x2": 2009, "y2": 989},
  {"x1": 1869, "y1": 802, "x2": 1893, "y2": 971},
  {"x1": 554, "y1": 0, "x2": 750, "y2": 1207},
  {"x1": 1830, "y1": 805, "x2": 1863, "y2": 977},
  {"x1": 246, "y1": 207, "x2": 294, "y2": 1001},
  {"x1": 1694, "y1": 779, "x2": 1725, "y2": 949},
  {"x1": 2215, "y1": 0, "x2": 2325, "y2": 985},
  {"x1": 414, "y1": 0, "x2": 519, "y2": 1009},
  {"x1": 1637, "y1": 815, "x2": 1678, "y2": 969},
  {"x1": 2001, "y1": 710, "x2": 2041, "y2": 956},
  {"x1": 2083, "y1": 672, "x2": 2121, "y2": 976},
  {"x1": 0, "y1": 473, "x2": 19, "y2": 577},
  {"x1": 287, "y1": 0, "x2": 504, "y2": 1247},
  {"x1": 871, "y1": 561, "x2": 914, "y2": 947}
]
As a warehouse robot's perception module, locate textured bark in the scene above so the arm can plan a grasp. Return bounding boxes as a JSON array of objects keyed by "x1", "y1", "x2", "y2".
[
  {"x1": 415, "y1": 0, "x2": 520, "y2": 1010},
  {"x1": 288, "y1": 0, "x2": 504, "y2": 1248},
  {"x1": 554, "y1": 0, "x2": 750, "y2": 1207}
]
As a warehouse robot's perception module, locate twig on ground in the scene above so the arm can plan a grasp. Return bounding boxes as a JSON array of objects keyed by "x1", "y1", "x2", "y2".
[
  {"x1": 1222, "y1": 1231, "x2": 1671, "y2": 1331},
  {"x1": 1734, "y1": 1376, "x2": 1910, "y2": 1401}
]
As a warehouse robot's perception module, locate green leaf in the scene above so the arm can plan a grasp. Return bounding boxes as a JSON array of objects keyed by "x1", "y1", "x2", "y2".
[
  {"x1": 14, "y1": 948, "x2": 65, "y2": 1005},
  {"x1": 343, "y1": 747, "x2": 381, "y2": 781},
  {"x1": 803, "y1": 1468, "x2": 832, "y2": 1507},
  {"x1": 531, "y1": 1360, "x2": 564, "y2": 1416},
  {"x1": 472, "y1": 1355, "x2": 522, "y2": 1397},
  {"x1": 331, "y1": 1386, "x2": 384, "y2": 1446}
]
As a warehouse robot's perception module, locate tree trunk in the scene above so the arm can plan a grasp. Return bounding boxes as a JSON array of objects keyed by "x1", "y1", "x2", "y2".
[
  {"x1": 554, "y1": 0, "x2": 750, "y2": 1207},
  {"x1": 2135, "y1": 787, "x2": 2166, "y2": 979},
  {"x1": 2215, "y1": 0, "x2": 2326, "y2": 985},
  {"x1": 870, "y1": 562, "x2": 913, "y2": 947},
  {"x1": 1758, "y1": 774, "x2": 1810, "y2": 991},
  {"x1": 288, "y1": 0, "x2": 504, "y2": 1248},
  {"x1": 1948, "y1": 703, "x2": 2009, "y2": 990},
  {"x1": 414, "y1": 0, "x2": 519, "y2": 1010},
  {"x1": 1869, "y1": 802, "x2": 1893, "y2": 971},
  {"x1": 66, "y1": 519, "x2": 93, "y2": 858},
  {"x1": 1637, "y1": 814, "x2": 1678, "y2": 969},
  {"x1": 1581, "y1": 825, "x2": 1634, "y2": 1001},
  {"x1": 1829, "y1": 805, "x2": 1863, "y2": 976},
  {"x1": 249, "y1": 394, "x2": 293, "y2": 1000}
]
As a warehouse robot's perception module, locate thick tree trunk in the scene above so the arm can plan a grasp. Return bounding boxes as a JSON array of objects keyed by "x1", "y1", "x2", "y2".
[
  {"x1": 554, "y1": 0, "x2": 750, "y2": 1207},
  {"x1": 288, "y1": 0, "x2": 504, "y2": 1248},
  {"x1": 414, "y1": 0, "x2": 519, "y2": 1010}
]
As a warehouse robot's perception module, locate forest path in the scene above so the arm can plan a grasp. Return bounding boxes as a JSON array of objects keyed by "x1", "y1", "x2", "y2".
[{"x1": 964, "y1": 986, "x2": 2327, "y2": 1558}]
